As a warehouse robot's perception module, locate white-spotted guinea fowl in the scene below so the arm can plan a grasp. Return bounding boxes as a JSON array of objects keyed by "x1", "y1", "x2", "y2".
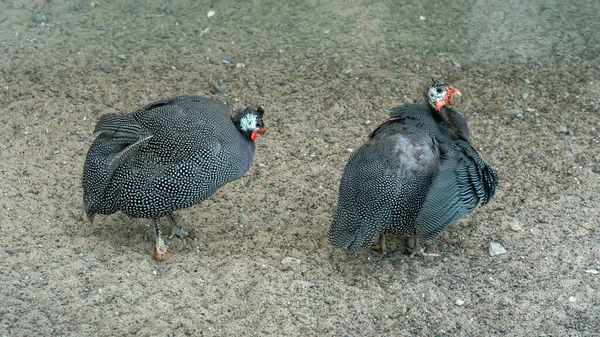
[
  {"x1": 83, "y1": 95, "x2": 266, "y2": 261},
  {"x1": 328, "y1": 79, "x2": 498, "y2": 256}
]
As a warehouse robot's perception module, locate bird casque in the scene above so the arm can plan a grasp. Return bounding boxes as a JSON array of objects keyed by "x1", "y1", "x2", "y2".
[
  {"x1": 328, "y1": 79, "x2": 498, "y2": 256},
  {"x1": 83, "y1": 95, "x2": 266, "y2": 261}
]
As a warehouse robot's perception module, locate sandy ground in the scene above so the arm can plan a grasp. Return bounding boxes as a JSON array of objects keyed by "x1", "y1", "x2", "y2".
[{"x1": 1, "y1": 0, "x2": 599, "y2": 336}]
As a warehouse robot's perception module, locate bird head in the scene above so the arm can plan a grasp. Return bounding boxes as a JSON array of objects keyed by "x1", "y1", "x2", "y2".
[
  {"x1": 235, "y1": 106, "x2": 266, "y2": 141},
  {"x1": 427, "y1": 79, "x2": 461, "y2": 111}
]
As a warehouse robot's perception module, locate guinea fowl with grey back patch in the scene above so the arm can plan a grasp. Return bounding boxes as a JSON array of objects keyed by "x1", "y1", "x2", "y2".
[
  {"x1": 83, "y1": 95, "x2": 266, "y2": 261},
  {"x1": 328, "y1": 80, "x2": 498, "y2": 256}
]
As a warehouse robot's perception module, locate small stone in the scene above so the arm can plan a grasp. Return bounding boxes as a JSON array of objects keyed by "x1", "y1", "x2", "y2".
[
  {"x1": 489, "y1": 242, "x2": 507, "y2": 256},
  {"x1": 585, "y1": 270, "x2": 599, "y2": 275},
  {"x1": 248, "y1": 85, "x2": 259, "y2": 91},
  {"x1": 207, "y1": 10, "x2": 215, "y2": 17},
  {"x1": 214, "y1": 79, "x2": 228, "y2": 93},
  {"x1": 281, "y1": 256, "x2": 301, "y2": 267},
  {"x1": 556, "y1": 125, "x2": 568, "y2": 134},
  {"x1": 116, "y1": 54, "x2": 127, "y2": 60},
  {"x1": 292, "y1": 280, "x2": 314, "y2": 288},
  {"x1": 524, "y1": 79, "x2": 531, "y2": 85},
  {"x1": 235, "y1": 63, "x2": 245, "y2": 68},
  {"x1": 522, "y1": 93, "x2": 529, "y2": 100},
  {"x1": 579, "y1": 222, "x2": 592, "y2": 230},
  {"x1": 419, "y1": 16, "x2": 426, "y2": 21},
  {"x1": 569, "y1": 296, "x2": 576, "y2": 302},
  {"x1": 509, "y1": 108, "x2": 523, "y2": 119},
  {"x1": 295, "y1": 312, "x2": 309, "y2": 321},
  {"x1": 508, "y1": 220, "x2": 523, "y2": 232},
  {"x1": 455, "y1": 299, "x2": 465, "y2": 306},
  {"x1": 238, "y1": 215, "x2": 247, "y2": 224},
  {"x1": 34, "y1": 12, "x2": 50, "y2": 24},
  {"x1": 6, "y1": 246, "x2": 26, "y2": 254},
  {"x1": 342, "y1": 68, "x2": 353, "y2": 74}
]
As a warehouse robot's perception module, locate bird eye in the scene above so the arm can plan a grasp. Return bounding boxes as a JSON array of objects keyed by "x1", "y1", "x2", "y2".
[{"x1": 436, "y1": 88, "x2": 443, "y2": 94}]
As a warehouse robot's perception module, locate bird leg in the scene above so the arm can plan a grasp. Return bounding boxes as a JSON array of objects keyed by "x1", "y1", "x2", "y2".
[
  {"x1": 407, "y1": 236, "x2": 439, "y2": 257},
  {"x1": 153, "y1": 218, "x2": 170, "y2": 261},
  {"x1": 373, "y1": 234, "x2": 387, "y2": 253},
  {"x1": 166, "y1": 213, "x2": 188, "y2": 240}
]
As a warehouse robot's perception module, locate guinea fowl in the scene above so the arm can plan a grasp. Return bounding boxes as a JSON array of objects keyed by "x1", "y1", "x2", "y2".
[
  {"x1": 328, "y1": 79, "x2": 498, "y2": 256},
  {"x1": 83, "y1": 95, "x2": 266, "y2": 261}
]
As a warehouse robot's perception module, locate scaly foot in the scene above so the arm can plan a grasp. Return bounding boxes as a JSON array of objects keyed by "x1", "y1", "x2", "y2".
[
  {"x1": 153, "y1": 218, "x2": 171, "y2": 261},
  {"x1": 166, "y1": 213, "x2": 188, "y2": 242},
  {"x1": 407, "y1": 236, "x2": 439, "y2": 257},
  {"x1": 373, "y1": 234, "x2": 387, "y2": 253}
]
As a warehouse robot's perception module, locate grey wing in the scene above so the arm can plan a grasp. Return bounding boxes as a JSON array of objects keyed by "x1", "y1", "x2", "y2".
[
  {"x1": 329, "y1": 146, "x2": 395, "y2": 251},
  {"x1": 329, "y1": 131, "x2": 440, "y2": 251},
  {"x1": 415, "y1": 141, "x2": 498, "y2": 241},
  {"x1": 93, "y1": 113, "x2": 153, "y2": 176}
]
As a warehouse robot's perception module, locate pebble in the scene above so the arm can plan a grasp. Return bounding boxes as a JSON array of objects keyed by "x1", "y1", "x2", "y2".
[
  {"x1": 522, "y1": 93, "x2": 529, "y2": 100},
  {"x1": 579, "y1": 223, "x2": 592, "y2": 230},
  {"x1": 569, "y1": 296, "x2": 576, "y2": 302},
  {"x1": 585, "y1": 270, "x2": 599, "y2": 275},
  {"x1": 295, "y1": 312, "x2": 309, "y2": 321},
  {"x1": 6, "y1": 246, "x2": 26, "y2": 254},
  {"x1": 509, "y1": 108, "x2": 523, "y2": 119},
  {"x1": 281, "y1": 256, "x2": 301, "y2": 267},
  {"x1": 214, "y1": 79, "x2": 228, "y2": 93},
  {"x1": 238, "y1": 215, "x2": 247, "y2": 224},
  {"x1": 524, "y1": 79, "x2": 531, "y2": 84},
  {"x1": 34, "y1": 12, "x2": 50, "y2": 24},
  {"x1": 116, "y1": 54, "x2": 127, "y2": 60},
  {"x1": 207, "y1": 10, "x2": 215, "y2": 17},
  {"x1": 292, "y1": 280, "x2": 315, "y2": 288},
  {"x1": 455, "y1": 299, "x2": 465, "y2": 306},
  {"x1": 489, "y1": 242, "x2": 507, "y2": 256},
  {"x1": 508, "y1": 220, "x2": 523, "y2": 232},
  {"x1": 556, "y1": 125, "x2": 568, "y2": 134}
]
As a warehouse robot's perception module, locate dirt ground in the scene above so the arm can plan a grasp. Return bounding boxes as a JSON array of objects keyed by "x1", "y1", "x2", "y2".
[{"x1": 1, "y1": 0, "x2": 599, "y2": 336}]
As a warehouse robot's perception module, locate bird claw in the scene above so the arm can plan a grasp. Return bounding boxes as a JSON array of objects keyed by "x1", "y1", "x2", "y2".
[
  {"x1": 372, "y1": 234, "x2": 387, "y2": 253},
  {"x1": 168, "y1": 224, "x2": 189, "y2": 240},
  {"x1": 409, "y1": 247, "x2": 440, "y2": 258},
  {"x1": 154, "y1": 235, "x2": 172, "y2": 262},
  {"x1": 407, "y1": 236, "x2": 439, "y2": 257}
]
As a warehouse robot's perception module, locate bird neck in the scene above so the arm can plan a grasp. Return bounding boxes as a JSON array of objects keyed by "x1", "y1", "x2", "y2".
[{"x1": 436, "y1": 106, "x2": 471, "y2": 142}]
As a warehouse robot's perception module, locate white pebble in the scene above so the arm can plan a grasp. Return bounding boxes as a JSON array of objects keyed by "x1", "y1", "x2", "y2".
[
  {"x1": 281, "y1": 256, "x2": 301, "y2": 265},
  {"x1": 456, "y1": 299, "x2": 465, "y2": 306},
  {"x1": 569, "y1": 296, "x2": 576, "y2": 302},
  {"x1": 489, "y1": 242, "x2": 508, "y2": 256},
  {"x1": 585, "y1": 270, "x2": 599, "y2": 275},
  {"x1": 508, "y1": 220, "x2": 522, "y2": 232},
  {"x1": 207, "y1": 10, "x2": 215, "y2": 17}
]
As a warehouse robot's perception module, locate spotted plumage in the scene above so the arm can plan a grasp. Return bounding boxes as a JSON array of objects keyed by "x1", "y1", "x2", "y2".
[
  {"x1": 82, "y1": 95, "x2": 266, "y2": 260},
  {"x1": 328, "y1": 80, "x2": 498, "y2": 255}
]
